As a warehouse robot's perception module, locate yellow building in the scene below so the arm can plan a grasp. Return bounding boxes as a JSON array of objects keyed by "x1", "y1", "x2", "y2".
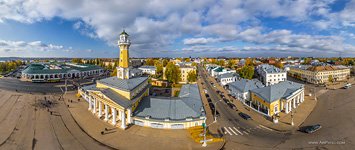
[
  {"x1": 79, "y1": 30, "x2": 205, "y2": 130},
  {"x1": 249, "y1": 81, "x2": 304, "y2": 120},
  {"x1": 162, "y1": 65, "x2": 196, "y2": 83},
  {"x1": 288, "y1": 65, "x2": 350, "y2": 84},
  {"x1": 79, "y1": 30, "x2": 149, "y2": 129}
]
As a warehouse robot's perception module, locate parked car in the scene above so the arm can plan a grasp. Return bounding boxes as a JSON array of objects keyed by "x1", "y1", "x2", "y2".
[
  {"x1": 301, "y1": 124, "x2": 322, "y2": 133},
  {"x1": 344, "y1": 83, "x2": 352, "y2": 89},
  {"x1": 205, "y1": 93, "x2": 210, "y2": 97},
  {"x1": 239, "y1": 112, "x2": 251, "y2": 120},
  {"x1": 227, "y1": 103, "x2": 237, "y2": 110},
  {"x1": 223, "y1": 98, "x2": 229, "y2": 104}
]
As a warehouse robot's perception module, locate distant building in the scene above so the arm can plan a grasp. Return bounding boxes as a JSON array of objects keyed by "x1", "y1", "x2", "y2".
[
  {"x1": 21, "y1": 63, "x2": 104, "y2": 82},
  {"x1": 216, "y1": 73, "x2": 239, "y2": 86},
  {"x1": 138, "y1": 66, "x2": 156, "y2": 75},
  {"x1": 210, "y1": 67, "x2": 236, "y2": 77},
  {"x1": 256, "y1": 64, "x2": 287, "y2": 86},
  {"x1": 179, "y1": 66, "x2": 196, "y2": 83},
  {"x1": 288, "y1": 65, "x2": 351, "y2": 84}
]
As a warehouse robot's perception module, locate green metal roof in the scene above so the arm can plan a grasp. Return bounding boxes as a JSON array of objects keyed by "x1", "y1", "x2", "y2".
[
  {"x1": 22, "y1": 63, "x2": 103, "y2": 74},
  {"x1": 120, "y1": 30, "x2": 129, "y2": 35}
]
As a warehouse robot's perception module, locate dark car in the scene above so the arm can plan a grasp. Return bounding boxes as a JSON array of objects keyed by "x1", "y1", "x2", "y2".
[
  {"x1": 227, "y1": 103, "x2": 237, "y2": 110},
  {"x1": 239, "y1": 112, "x2": 251, "y2": 120},
  {"x1": 301, "y1": 124, "x2": 322, "y2": 133},
  {"x1": 223, "y1": 98, "x2": 229, "y2": 104},
  {"x1": 205, "y1": 94, "x2": 210, "y2": 97}
]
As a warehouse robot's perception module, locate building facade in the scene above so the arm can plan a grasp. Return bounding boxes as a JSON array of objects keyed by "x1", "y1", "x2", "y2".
[
  {"x1": 217, "y1": 73, "x2": 239, "y2": 86},
  {"x1": 288, "y1": 65, "x2": 351, "y2": 84},
  {"x1": 79, "y1": 30, "x2": 205, "y2": 130},
  {"x1": 138, "y1": 66, "x2": 156, "y2": 75},
  {"x1": 256, "y1": 64, "x2": 287, "y2": 86},
  {"x1": 250, "y1": 81, "x2": 304, "y2": 117},
  {"x1": 21, "y1": 63, "x2": 104, "y2": 82},
  {"x1": 227, "y1": 79, "x2": 264, "y2": 104}
]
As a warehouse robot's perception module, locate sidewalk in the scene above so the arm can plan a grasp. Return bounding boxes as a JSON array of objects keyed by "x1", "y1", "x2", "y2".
[
  {"x1": 63, "y1": 92, "x2": 224, "y2": 150},
  {"x1": 203, "y1": 69, "x2": 323, "y2": 132}
]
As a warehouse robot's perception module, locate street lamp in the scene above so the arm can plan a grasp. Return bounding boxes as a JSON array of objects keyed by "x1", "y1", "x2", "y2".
[
  {"x1": 213, "y1": 100, "x2": 223, "y2": 122},
  {"x1": 202, "y1": 99, "x2": 222, "y2": 147}
]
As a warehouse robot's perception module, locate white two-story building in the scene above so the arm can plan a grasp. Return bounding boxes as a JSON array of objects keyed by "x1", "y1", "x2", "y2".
[{"x1": 256, "y1": 64, "x2": 287, "y2": 86}]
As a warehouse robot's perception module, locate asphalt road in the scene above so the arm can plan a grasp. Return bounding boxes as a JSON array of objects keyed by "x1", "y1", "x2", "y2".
[
  {"x1": 199, "y1": 65, "x2": 355, "y2": 149},
  {"x1": 0, "y1": 78, "x2": 76, "y2": 94}
]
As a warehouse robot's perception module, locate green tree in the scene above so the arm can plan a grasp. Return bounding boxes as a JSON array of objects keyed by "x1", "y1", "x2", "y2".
[
  {"x1": 162, "y1": 59, "x2": 169, "y2": 67},
  {"x1": 165, "y1": 62, "x2": 181, "y2": 84},
  {"x1": 145, "y1": 58, "x2": 155, "y2": 66},
  {"x1": 274, "y1": 61, "x2": 284, "y2": 69},
  {"x1": 154, "y1": 60, "x2": 163, "y2": 79},
  {"x1": 239, "y1": 66, "x2": 254, "y2": 79},
  {"x1": 227, "y1": 59, "x2": 236, "y2": 68},
  {"x1": 217, "y1": 59, "x2": 225, "y2": 66},
  {"x1": 187, "y1": 70, "x2": 197, "y2": 83},
  {"x1": 72, "y1": 58, "x2": 83, "y2": 63},
  {"x1": 328, "y1": 75, "x2": 334, "y2": 83}
]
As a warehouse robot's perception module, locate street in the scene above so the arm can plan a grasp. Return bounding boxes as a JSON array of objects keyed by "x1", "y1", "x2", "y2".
[{"x1": 199, "y1": 65, "x2": 355, "y2": 149}]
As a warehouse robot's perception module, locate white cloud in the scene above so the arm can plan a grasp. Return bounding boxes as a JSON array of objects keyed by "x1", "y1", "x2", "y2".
[
  {"x1": 0, "y1": 0, "x2": 354, "y2": 57},
  {"x1": 0, "y1": 40, "x2": 66, "y2": 52}
]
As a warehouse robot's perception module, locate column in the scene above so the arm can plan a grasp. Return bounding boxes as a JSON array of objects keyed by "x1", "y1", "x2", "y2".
[
  {"x1": 127, "y1": 108, "x2": 132, "y2": 124},
  {"x1": 293, "y1": 98, "x2": 296, "y2": 108},
  {"x1": 88, "y1": 97, "x2": 92, "y2": 110},
  {"x1": 118, "y1": 109, "x2": 122, "y2": 121},
  {"x1": 289, "y1": 101, "x2": 292, "y2": 112},
  {"x1": 121, "y1": 110, "x2": 126, "y2": 129},
  {"x1": 92, "y1": 98, "x2": 96, "y2": 114},
  {"x1": 104, "y1": 104, "x2": 109, "y2": 121},
  {"x1": 111, "y1": 108, "x2": 117, "y2": 125},
  {"x1": 98, "y1": 101, "x2": 102, "y2": 118},
  {"x1": 285, "y1": 101, "x2": 289, "y2": 113},
  {"x1": 302, "y1": 92, "x2": 304, "y2": 102}
]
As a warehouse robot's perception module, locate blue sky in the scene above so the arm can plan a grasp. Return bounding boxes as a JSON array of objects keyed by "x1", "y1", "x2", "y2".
[{"x1": 0, "y1": 0, "x2": 355, "y2": 58}]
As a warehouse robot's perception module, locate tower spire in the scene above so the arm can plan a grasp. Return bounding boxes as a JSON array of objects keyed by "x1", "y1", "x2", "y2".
[{"x1": 117, "y1": 30, "x2": 131, "y2": 79}]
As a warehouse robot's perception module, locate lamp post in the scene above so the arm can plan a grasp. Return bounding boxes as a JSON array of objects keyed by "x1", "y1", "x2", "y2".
[
  {"x1": 214, "y1": 100, "x2": 223, "y2": 122},
  {"x1": 203, "y1": 99, "x2": 222, "y2": 147}
]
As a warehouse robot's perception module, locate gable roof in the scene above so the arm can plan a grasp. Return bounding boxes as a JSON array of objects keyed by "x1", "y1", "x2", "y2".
[
  {"x1": 133, "y1": 84, "x2": 204, "y2": 120},
  {"x1": 97, "y1": 76, "x2": 148, "y2": 92},
  {"x1": 250, "y1": 81, "x2": 303, "y2": 103},
  {"x1": 227, "y1": 79, "x2": 264, "y2": 93}
]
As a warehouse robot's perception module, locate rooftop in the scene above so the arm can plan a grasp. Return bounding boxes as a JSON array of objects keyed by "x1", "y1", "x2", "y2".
[
  {"x1": 97, "y1": 76, "x2": 148, "y2": 92},
  {"x1": 139, "y1": 66, "x2": 156, "y2": 69},
  {"x1": 290, "y1": 65, "x2": 350, "y2": 72},
  {"x1": 250, "y1": 81, "x2": 304, "y2": 103},
  {"x1": 133, "y1": 84, "x2": 205, "y2": 121},
  {"x1": 217, "y1": 72, "x2": 238, "y2": 80},
  {"x1": 227, "y1": 79, "x2": 264, "y2": 93},
  {"x1": 258, "y1": 64, "x2": 285, "y2": 73},
  {"x1": 22, "y1": 63, "x2": 103, "y2": 74}
]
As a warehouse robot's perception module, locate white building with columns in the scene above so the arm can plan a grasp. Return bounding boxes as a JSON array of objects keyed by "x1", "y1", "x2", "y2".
[
  {"x1": 250, "y1": 81, "x2": 304, "y2": 118},
  {"x1": 78, "y1": 30, "x2": 205, "y2": 129}
]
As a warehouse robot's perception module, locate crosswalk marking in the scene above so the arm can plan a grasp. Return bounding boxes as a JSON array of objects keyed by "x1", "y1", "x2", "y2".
[
  {"x1": 258, "y1": 125, "x2": 273, "y2": 131},
  {"x1": 232, "y1": 127, "x2": 243, "y2": 135},
  {"x1": 243, "y1": 131, "x2": 249, "y2": 135},
  {"x1": 228, "y1": 127, "x2": 238, "y2": 135},
  {"x1": 223, "y1": 127, "x2": 232, "y2": 135}
]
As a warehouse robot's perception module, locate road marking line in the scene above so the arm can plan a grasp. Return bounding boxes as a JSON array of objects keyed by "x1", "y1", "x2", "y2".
[
  {"x1": 228, "y1": 127, "x2": 238, "y2": 135},
  {"x1": 259, "y1": 125, "x2": 273, "y2": 131},
  {"x1": 243, "y1": 131, "x2": 249, "y2": 135},
  {"x1": 223, "y1": 127, "x2": 232, "y2": 135},
  {"x1": 232, "y1": 127, "x2": 243, "y2": 135}
]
